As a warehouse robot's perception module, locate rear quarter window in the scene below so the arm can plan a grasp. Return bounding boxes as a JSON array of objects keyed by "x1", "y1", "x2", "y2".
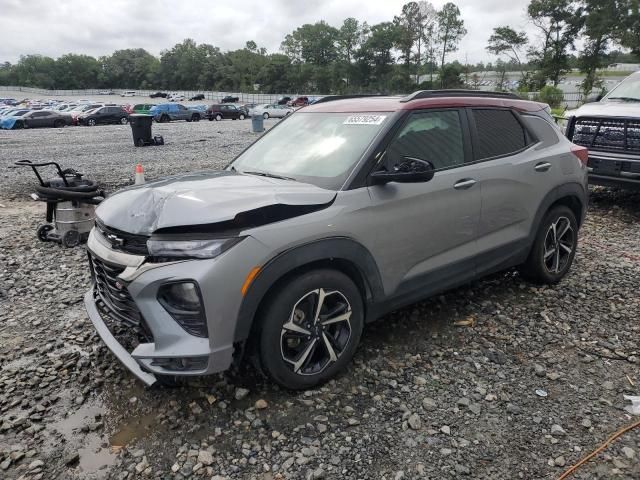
[{"x1": 472, "y1": 109, "x2": 529, "y2": 159}]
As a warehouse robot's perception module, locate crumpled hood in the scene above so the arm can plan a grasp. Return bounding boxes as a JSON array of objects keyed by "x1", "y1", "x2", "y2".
[
  {"x1": 567, "y1": 101, "x2": 640, "y2": 119},
  {"x1": 96, "y1": 171, "x2": 336, "y2": 235}
]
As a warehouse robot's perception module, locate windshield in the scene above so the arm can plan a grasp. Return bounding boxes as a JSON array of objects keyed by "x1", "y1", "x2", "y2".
[
  {"x1": 606, "y1": 74, "x2": 640, "y2": 101},
  {"x1": 229, "y1": 112, "x2": 389, "y2": 190}
]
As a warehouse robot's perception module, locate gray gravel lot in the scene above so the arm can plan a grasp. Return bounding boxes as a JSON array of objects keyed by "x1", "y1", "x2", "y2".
[{"x1": 1, "y1": 121, "x2": 639, "y2": 480}]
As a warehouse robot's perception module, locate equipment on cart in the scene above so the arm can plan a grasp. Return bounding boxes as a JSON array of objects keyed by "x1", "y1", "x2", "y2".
[{"x1": 15, "y1": 160, "x2": 104, "y2": 247}]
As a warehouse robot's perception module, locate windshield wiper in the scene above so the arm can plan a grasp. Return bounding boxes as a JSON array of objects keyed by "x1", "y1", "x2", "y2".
[
  {"x1": 607, "y1": 96, "x2": 640, "y2": 102},
  {"x1": 241, "y1": 170, "x2": 296, "y2": 181}
]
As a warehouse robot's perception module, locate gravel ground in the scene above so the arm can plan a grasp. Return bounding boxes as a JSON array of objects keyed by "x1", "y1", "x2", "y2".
[{"x1": 1, "y1": 121, "x2": 639, "y2": 480}]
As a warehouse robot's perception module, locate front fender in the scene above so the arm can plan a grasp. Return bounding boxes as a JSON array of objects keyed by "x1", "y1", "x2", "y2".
[{"x1": 233, "y1": 237, "x2": 384, "y2": 343}]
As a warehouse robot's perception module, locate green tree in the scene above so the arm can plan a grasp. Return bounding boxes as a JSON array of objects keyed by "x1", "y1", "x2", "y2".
[
  {"x1": 527, "y1": 0, "x2": 584, "y2": 88},
  {"x1": 356, "y1": 22, "x2": 401, "y2": 92},
  {"x1": 616, "y1": 0, "x2": 640, "y2": 55},
  {"x1": 54, "y1": 54, "x2": 101, "y2": 89},
  {"x1": 101, "y1": 48, "x2": 160, "y2": 88},
  {"x1": 436, "y1": 2, "x2": 467, "y2": 87},
  {"x1": 12, "y1": 55, "x2": 57, "y2": 89},
  {"x1": 486, "y1": 26, "x2": 528, "y2": 82}
]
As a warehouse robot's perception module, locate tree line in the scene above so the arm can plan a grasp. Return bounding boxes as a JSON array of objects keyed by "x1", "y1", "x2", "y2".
[{"x1": 0, "y1": 0, "x2": 638, "y2": 95}]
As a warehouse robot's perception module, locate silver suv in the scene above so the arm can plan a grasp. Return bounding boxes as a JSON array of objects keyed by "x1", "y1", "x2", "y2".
[
  {"x1": 565, "y1": 71, "x2": 640, "y2": 189},
  {"x1": 84, "y1": 90, "x2": 589, "y2": 390}
]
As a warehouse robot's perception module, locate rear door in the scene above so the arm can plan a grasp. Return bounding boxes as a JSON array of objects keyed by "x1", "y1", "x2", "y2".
[
  {"x1": 368, "y1": 108, "x2": 482, "y2": 297},
  {"x1": 466, "y1": 108, "x2": 553, "y2": 274}
]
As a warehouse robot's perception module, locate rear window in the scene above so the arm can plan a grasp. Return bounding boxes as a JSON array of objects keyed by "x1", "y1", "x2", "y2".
[{"x1": 472, "y1": 109, "x2": 528, "y2": 159}]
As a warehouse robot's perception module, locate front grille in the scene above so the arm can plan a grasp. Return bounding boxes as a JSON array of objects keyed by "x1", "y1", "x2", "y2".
[
  {"x1": 88, "y1": 253, "x2": 151, "y2": 341},
  {"x1": 95, "y1": 219, "x2": 149, "y2": 255},
  {"x1": 571, "y1": 117, "x2": 640, "y2": 154}
]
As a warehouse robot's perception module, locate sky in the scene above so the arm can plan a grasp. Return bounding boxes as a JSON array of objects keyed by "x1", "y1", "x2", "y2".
[{"x1": 0, "y1": 0, "x2": 536, "y2": 65}]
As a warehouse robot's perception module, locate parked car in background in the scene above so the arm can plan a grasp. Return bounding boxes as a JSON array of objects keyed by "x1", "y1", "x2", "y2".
[
  {"x1": 150, "y1": 92, "x2": 168, "y2": 98},
  {"x1": 250, "y1": 104, "x2": 294, "y2": 119},
  {"x1": 0, "y1": 110, "x2": 31, "y2": 129},
  {"x1": 98, "y1": 90, "x2": 115, "y2": 95},
  {"x1": 277, "y1": 96, "x2": 292, "y2": 105},
  {"x1": 221, "y1": 95, "x2": 239, "y2": 103},
  {"x1": 2, "y1": 110, "x2": 72, "y2": 129},
  {"x1": 190, "y1": 94, "x2": 205, "y2": 101},
  {"x1": 132, "y1": 104, "x2": 155, "y2": 114},
  {"x1": 149, "y1": 103, "x2": 202, "y2": 122},
  {"x1": 121, "y1": 91, "x2": 136, "y2": 97},
  {"x1": 78, "y1": 106, "x2": 130, "y2": 126},
  {"x1": 564, "y1": 70, "x2": 640, "y2": 189},
  {"x1": 206, "y1": 104, "x2": 246, "y2": 121},
  {"x1": 66, "y1": 104, "x2": 113, "y2": 125},
  {"x1": 291, "y1": 96, "x2": 310, "y2": 107},
  {"x1": 84, "y1": 91, "x2": 588, "y2": 389},
  {"x1": 168, "y1": 93, "x2": 185, "y2": 102}
]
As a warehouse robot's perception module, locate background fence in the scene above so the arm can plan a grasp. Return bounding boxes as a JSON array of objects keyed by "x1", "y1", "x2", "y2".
[{"x1": 0, "y1": 85, "x2": 586, "y2": 108}]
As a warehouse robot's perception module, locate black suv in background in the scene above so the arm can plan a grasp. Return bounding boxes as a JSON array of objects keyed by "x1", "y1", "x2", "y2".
[
  {"x1": 221, "y1": 95, "x2": 239, "y2": 103},
  {"x1": 78, "y1": 106, "x2": 129, "y2": 126},
  {"x1": 206, "y1": 104, "x2": 246, "y2": 121}
]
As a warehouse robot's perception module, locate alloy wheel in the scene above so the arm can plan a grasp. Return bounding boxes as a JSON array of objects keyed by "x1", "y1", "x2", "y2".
[
  {"x1": 280, "y1": 288, "x2": 352, "y2": 376},
  {"x1": 543, "y1": 216, "x2": 574, "y2": 274}
]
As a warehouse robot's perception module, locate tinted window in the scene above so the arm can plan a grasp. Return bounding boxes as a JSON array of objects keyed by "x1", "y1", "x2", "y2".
[
  {"x1": 473, "y1": 109, "x2": 528, "y2": 159},
  {"x1": 385, "y1": 110, "x2": 464, "y2": 171}
]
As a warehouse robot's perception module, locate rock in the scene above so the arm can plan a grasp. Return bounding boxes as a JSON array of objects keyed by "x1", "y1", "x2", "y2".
[
  {"x1": 422, "y1": 397, "x2": 437, "y2": 410},
  {"x1": 197, "y1": 450, "x2": 214, "y2": 466},
  {"x1": 581, "y1": 419, "x2": 592, "y2": 428},
  {"x1": 28, "y1": 459, "x2": 44, "y2": 470},
  {"x1": 551, "y1": 424, "x2": 566, "y2": 436},
  {"x1": 235, "y1": 388, "x2": 250, "y2": 400},
  {"x1": 440, "y1": 425, "x2": 451, "y2": 435},
  {"x1": 255, "y1": 399, "x2": 268, "y2": 409},
  {"x1": 554, "y1": 456, "x2": 566, "y2": 467},
  {"x1": 64, "y1": 451, "x2": 80, "y2": 465},
  {"x1": 457, "y1": 397, "x2": 470, "y2": 407},
  {"x1": 414, "y1": 376, "x2": 427, "y2": 385},
  {"x1": 602, "y1": 381, "x2": 615, "y2": 390},
  {"x1": 622, "y1": 447, "x2": 635, "y2": 459},
  {"x1": 1, "y1": 459, "x2": 11, "y2": 470},
  {"x1": 407, "y1": 413, "x2": 421, "y2": 430}
]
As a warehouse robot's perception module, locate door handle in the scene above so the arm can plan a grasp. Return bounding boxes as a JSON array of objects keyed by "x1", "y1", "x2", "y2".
[
  {"x1": 535, "y1": 162, "x2": 552, "y2": 172},
  {"x1": 453, "y1": 179, "x2": 477, "y2": 190}
]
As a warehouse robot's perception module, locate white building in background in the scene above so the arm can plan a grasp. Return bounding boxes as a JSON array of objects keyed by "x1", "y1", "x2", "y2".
[{"x1": 606, "y1": 63, "x2": 640, "y2": 72}]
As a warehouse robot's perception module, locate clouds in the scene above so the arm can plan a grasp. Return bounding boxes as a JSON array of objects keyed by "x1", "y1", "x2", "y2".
[{"x1": 0, "y1": 0, "x2": 534, "y2": 64}]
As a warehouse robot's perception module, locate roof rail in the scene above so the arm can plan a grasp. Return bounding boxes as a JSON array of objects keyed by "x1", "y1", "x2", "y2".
[
  {"x1": 312, "y1": 94, "x2": 389, "y2": 105},
  {"x1": 400, "y1": 89, "x2": 522, "y2": 102}
]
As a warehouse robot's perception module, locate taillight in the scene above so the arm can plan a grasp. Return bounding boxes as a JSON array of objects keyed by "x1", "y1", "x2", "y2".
[{"x1": 571, "y1": 145, "x2": 588, "y2": 166}]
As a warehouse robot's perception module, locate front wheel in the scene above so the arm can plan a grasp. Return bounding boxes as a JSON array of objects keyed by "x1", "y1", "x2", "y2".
[
  {"x1": 257, "y1": 270, "x2": 364, "y2": 390},
  {"x1": 519, "y1": 205, "x2": 578, "y2": 284},
  {"x1": 53, "y1": 119, "x2": 65, "y2": 128},
  {"x1": 192, "y1": 114, "x2": 200, "y2": 122},
  {"x1": 215, "y1": 114, "x2": 222, "y2": 121},
  {"x1": 263, "y1": 112, "x2": 269, "y2": 120},
  {"x1": 87, "y1": 119, "x2": 96, "y2": 126},
  {"x1": 239, "y1": 114, "x2": 245, "y2": 120},
  {"x1": 120, "y1": 117, "x2": 128, "y2": 125}
]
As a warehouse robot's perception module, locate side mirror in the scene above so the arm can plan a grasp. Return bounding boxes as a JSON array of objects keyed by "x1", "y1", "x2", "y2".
[
  {"x1": 586, "y1": 92, "x2": 603, "y2": 103},
  {"x1": 370, "y1": 157, "x2": 435, "y2": 185}
]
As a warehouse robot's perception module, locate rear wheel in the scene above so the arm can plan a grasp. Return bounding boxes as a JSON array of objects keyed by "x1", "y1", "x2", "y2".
[
  {"x1": 215, "y1": 114, "x2": 222, "y2": 121},
  {"x1": 519, "y1": 205, "x2": 578, "y2": 284},
  {"x1": 53, "y1": 119, "x2": 65, "y2": 128},
  {"x1": 191, "y1": 114, "x2": 200, "y2": 122},
  {"x1": 87, "y1": 119, "x2": 96, "y2": 126},
  {"x1": 62, "y1": 230, "x2": 80, "y2": 248},
  {"x1": 239, "y1": 114, "x2": 245, "y2": 120},
  {"x1": 14, "y1": 121, "x2": 24, "y2": 129},
  {"x1": 120, "y1": 117, "x2": 128, "y2": 125},
  {"x1": 37, "y1": 224, "x2": 53, "y2": 242},
  {"x1": 160, "y1": 115, "x2": 170, "y2": 123},
  {"x1": 257, "y1": 270, "x2": 364, "y2": 390},
  {"x1": 263, "y1": 112, "x2": 269, "y2": 120}
]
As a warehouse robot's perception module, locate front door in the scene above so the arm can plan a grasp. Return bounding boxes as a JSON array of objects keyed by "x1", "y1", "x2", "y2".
[{"x1": 367, "y1": 109, "x2": 481, "y2": 298}]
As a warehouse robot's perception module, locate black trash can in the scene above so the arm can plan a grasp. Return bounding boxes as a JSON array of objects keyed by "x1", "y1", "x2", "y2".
[{"x1": 130, "y1": 114, "x2": 153, "y2": 147}]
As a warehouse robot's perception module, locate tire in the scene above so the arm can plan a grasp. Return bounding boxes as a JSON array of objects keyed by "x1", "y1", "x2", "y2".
[
  {"x1": 14, "y1": 121, "x2": 24, "y2": 129},
  {"x1": 263, "y1": 112, "x2": 269, "y2": 120},
  {"x1": 519, "y1": 205, "x2": 578, "y2": 284},
  {"x1": 215, "y1": 114, "x2": 222, "y2": 121},
  {"x1": 120, "y1": 117, "x2": 128, "y2": 125},
  {"x1": 257, "y1": 269, "x2": 364, "y2": 390},
  {"x1": 191, "y1": 114, "x2": 200, "y2": 122},
  {"x1": 62, "y1": 230, "x2": 80, "y2": 248},
  {"x1": 160, "y1": 115, "x2": 170, "y2": 123},
  {"x1": 53, "y1": 119, "x2": 65, "y2": 128},
  {"x1": 239, "y1": 114, "x2": 245, "y2": 120},
  {"x1": 87, "y1": 119, "x2": 96, "y2": 126},
  {"x1": 37, "y1": 224, "x2": 53, "y2": 242}
]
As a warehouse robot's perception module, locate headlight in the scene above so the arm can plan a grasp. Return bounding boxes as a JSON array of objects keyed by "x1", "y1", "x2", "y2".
[{"x1": 147, "y1": 237, "x2": 242, "y2": 259}]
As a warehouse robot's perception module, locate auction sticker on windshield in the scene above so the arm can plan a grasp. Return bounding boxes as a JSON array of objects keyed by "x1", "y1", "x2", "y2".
[{"x1": 343, "y1": 115, "x2": 387, "y2": 125}]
